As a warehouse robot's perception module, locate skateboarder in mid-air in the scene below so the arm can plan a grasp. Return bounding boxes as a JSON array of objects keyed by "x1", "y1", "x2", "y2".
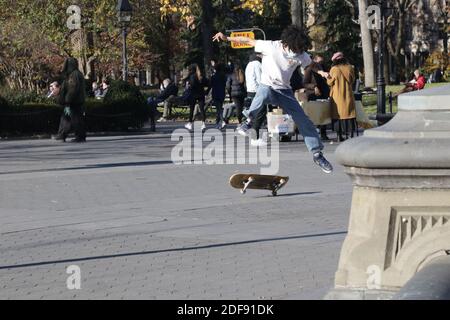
[{"x1": 213, "y1": 25, "x2": 333, "y2": 174}]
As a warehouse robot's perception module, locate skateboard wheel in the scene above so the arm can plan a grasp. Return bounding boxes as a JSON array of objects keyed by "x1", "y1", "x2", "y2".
[{"x1": 272, "y1": 191, "x2": 278, "y2": 197}]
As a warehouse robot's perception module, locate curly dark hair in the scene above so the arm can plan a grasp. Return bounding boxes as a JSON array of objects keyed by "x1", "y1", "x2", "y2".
[
  {"x1": 280, "y1": 25, "x2": 312, "y2": 54},
  {"x1": 332, "y1": 58, "x2": 349, "y2": 67}
]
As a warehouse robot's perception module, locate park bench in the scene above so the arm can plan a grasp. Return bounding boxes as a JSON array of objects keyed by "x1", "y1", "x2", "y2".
[{"x1": 157, "y1": 96, "x2": 217, "y2": 119}]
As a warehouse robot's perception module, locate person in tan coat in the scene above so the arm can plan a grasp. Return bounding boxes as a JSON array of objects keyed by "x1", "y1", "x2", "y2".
[{"x1": 319, "y1": 52, "x2": 356, "y2": 142}]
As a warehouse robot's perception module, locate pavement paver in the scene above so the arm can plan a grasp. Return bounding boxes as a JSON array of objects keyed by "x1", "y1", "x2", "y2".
[{"x1": 0, "y1": 126, "x2": 352, "y2": 300}]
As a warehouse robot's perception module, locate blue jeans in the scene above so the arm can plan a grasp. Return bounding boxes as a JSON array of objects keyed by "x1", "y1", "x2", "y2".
[{"x1": 248, "y1": 84, "x2": 324, "y2": 153}]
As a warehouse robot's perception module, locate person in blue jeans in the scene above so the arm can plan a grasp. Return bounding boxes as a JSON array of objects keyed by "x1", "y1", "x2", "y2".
[{"x1": 213, "y1": 25, "x2": 333, "y2": 174}]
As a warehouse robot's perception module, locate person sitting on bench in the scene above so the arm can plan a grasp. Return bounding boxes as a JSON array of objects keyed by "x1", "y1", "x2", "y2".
[
  {"x1": 392, "y1": 69, "x2": 426, "y2": 98},
  {"x1": 149, "y1": 79, "x2": 179, "y2": 126}
]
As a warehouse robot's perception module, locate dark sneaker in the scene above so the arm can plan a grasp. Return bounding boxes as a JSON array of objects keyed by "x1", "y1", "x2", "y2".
[
  {"x1": 70, "y1": 138, "x2": 86, "y2": 143},
  {"x1": 237, "y1": 121, "x2": 252, "y2": 137},
  {"x1": 313, "y1": 152, "x2": 333, "y2": 174}
]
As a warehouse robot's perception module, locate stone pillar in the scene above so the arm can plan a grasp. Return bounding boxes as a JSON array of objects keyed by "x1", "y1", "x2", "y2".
[{"x1": 327, "y1": 84, "x2": 450, "y2": 300}]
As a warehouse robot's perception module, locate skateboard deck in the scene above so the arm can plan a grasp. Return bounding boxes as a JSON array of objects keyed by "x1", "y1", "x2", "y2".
[{"x1": 229, "y1": 174, "x2": 289, "y2": 196}]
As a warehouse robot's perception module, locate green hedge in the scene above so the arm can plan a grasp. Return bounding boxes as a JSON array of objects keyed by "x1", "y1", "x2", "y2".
[
  {"x1": 91, "y1": 80, "x2": 150, "y2": 131},
  {"x1": 0, "y1": 102, "x2": 61, "y2": 135},
  {"x1": 0, "y1": 81, "x2": 151, "y2": 136},
  {"x1": 0, "y1": 95, "x2": 7, "y2": 109},
  {"x1": 0, "y1": 90, "x2": 49, "y2": 106}
]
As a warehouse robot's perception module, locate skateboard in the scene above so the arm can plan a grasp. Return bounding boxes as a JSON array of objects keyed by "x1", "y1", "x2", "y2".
[{"x1": 229, "y1": 174, "x2": 289, "y2": 197}]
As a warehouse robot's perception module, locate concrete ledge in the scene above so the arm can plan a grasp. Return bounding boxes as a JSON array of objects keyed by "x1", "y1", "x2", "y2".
[
  {"x1": 399, "y1": 84, "x2": 450, "y2": 111},
  {"x1": 344, "y1": 167, "x2": 450, "y2": 189},
  {"x1": 336, "y1": 137, "x2": 450, "y2": 169}
]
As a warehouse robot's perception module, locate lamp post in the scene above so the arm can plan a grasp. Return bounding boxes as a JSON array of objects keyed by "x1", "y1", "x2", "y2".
[
  {"x1": 372, "y1": 2, "x2": 398, "y2": 125},
  {"x1": 411, "y1": 42, "x2": 419, "y2": 70},
  {"x1": 376, "y1": 4, "x2": 386, "y2": 125},
  {"x1": 117, "y1": 0, "x2": 133, "y2": 82}
]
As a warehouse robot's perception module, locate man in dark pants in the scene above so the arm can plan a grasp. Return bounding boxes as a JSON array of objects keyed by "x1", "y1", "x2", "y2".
[{"x1": 55, "y1": 57, "x2": 87, "y2": 143}]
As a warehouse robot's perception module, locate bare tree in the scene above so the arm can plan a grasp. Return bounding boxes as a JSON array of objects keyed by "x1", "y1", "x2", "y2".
[
  {"x1": 358, "y1": 0, "x2": 376, "y2": 87},
  {"x1": 291, "y1": 0, "x2": 304, "y2": 28},
  {"x1": 201, "y1": 0, "x2": 214, "y2": 69},
  {"x1": 385, "y1": 0, "x2": 418, "y2": 81},
  {"x1": 432, "y1": 0, "x2": 449, "y2": 54}
]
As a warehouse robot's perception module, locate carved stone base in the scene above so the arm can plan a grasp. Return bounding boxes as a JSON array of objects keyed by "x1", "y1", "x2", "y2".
[{"x1": 334, "y1": 168, "x2": 450, "y2": 293}]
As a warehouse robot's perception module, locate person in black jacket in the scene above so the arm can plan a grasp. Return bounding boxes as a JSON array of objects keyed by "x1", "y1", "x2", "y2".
[
  {"x1": 148, "y1": 78, "x2": 179, "y2": 128},
  {"x1": 299, "y1": 55, "x2": 329, "y2": 102},
  {"x1": 226, "y1": 65, "x2": 246, "y2": 124},
  {"x1": 207, "y1": 63, "x2": 227, "y2": 129},
  {"x1": 55, "y1": 57, "x2": 86, "y2": 143},
  {"x1": 185, "y1": 64, "x2": 208, "y2": 131},
  {"x1": 299, "y1": 55, "x2": 330, "y2": 140}
]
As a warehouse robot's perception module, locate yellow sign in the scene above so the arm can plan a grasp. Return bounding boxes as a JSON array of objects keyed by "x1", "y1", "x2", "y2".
[{"x1": 230, "y1": 31, "x2": 255, "y2": 49}]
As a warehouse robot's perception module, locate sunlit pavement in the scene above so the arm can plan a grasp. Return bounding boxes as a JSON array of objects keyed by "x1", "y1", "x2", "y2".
[{"x1": 0, "y1": 125, "x2": 352, "y2": 300}]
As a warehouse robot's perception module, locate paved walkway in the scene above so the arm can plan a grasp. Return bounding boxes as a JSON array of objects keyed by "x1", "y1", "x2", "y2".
[{"x1": 0, "y1": 126, "x2": 352, "y2": 300}]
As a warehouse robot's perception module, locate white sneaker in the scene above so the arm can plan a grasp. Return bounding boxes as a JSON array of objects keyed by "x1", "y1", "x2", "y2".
[
  {"x1": 185, "y1": 122, "x2": 193, "y2": 131},
  {"x1": 201, "y1": 122, "x2": 207, "y2": 131},
  {"x1": 221, "y1": 121, "x2": 227, "y2": 130},
  {"x1": 157, "y1": 118, "x2": 167, "y2": 123},
  {"x1": 251, "y1": 138, "x2": 268, "y2": 147}
]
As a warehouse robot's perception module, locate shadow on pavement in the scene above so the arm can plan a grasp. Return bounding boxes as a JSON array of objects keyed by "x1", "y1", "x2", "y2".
[
  {"x1": 0, "y1": 230, "x2": 347, "y2": 270},
  {"x1": 0, "y1": 160, "x2": 174, "y2": 175},
  {"x1": 255, "y1": 192, "x2": 322, "y2": 198}
]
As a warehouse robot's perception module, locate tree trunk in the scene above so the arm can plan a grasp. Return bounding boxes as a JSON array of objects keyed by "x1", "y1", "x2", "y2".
[
  {"x1": 443, "y1": 29, "x2": 448, "y2": 55},
  {"x1": 85, "y1": 31, "x2": 96, "y2": 81},
  {"x1": 386, "y1": 1, "x2": 411, "y2": 84},
  {"x1": 201, "y1": 0, "x2": 214, "y2": 70},
  {"x1": 291, "y1": 0, "x2": 304, "y2": 28},
  {"x1": 358, "y1": 0, "x2": 376, "y2": 87}
]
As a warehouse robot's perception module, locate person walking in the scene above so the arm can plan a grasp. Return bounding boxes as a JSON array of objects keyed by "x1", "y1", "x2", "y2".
[
  {"x1": 226, "y1": 64, "x2": 247, "y2": 125},
  {"x1": 207, "y1": 63, "x2": 227, "y2": 129},
  {"x1": 185, "y1": 64, "x2": 208, "y2": 131},
  {"x1": 56, "y1": 57, "x2": 87, "y2": 143},
  {"x1": 318, "y1": 52, "x2": 356, "y2": 142},
  {"x1": 243, "y1": 53, "x2": 264, "y2": 130},
  {"x1": 213, "y1": 25, "x2": 333, "y2": 174},
  {"x1": 245, "y1": 53, "x2": 262, "y2": 108},
  {"x1": 48, "y1": 81, "x2": 66, "y2": 142}
]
